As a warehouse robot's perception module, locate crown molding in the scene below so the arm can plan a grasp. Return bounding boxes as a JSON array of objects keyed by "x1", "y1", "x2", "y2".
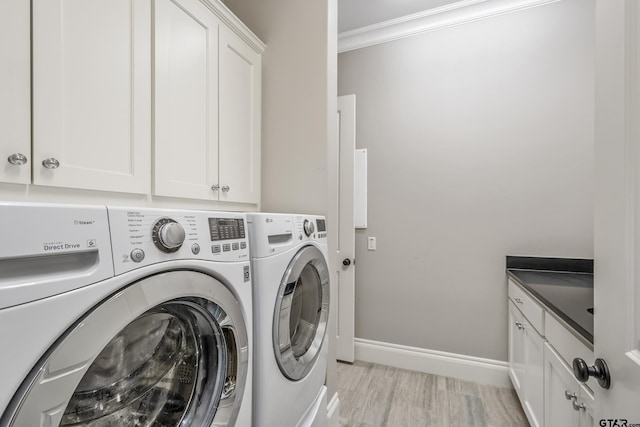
[
  {"x1": 200, "y1": 0, "x2": 265, "y2": 53},
  {"x1": 338, "y1": 0, "x2": 562, "y2": 53}
]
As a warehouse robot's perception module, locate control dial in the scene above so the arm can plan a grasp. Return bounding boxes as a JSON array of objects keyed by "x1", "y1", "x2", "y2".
[
  {"x1": 303, "y1": 219, "x2": 315, "y2": 237},
  {"x1": 152, "y1": 218, "x2": 186, "y2": 253}
]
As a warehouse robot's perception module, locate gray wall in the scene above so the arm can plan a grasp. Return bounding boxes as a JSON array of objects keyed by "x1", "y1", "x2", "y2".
[
  {"x1": 222, "y1": 0, "x2": 330, "y2": 216},
  {"x1": 338, "y1": 0, "x2": 594, "y2": 361}
]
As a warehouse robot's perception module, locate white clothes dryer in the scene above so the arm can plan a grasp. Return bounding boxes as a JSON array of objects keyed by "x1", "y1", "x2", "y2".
[
  {"x1": 0, "y1": 203, "x2": 253, "y2": 427},
  {"x1": 247, "y1": 213, "x2": 330, "y2": 427}
]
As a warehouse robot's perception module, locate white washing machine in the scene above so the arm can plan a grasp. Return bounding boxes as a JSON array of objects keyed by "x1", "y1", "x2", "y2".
[
  {"x1": 247, "y1": 213, "x2": 330, "y2": 427},
  {"x1": 0, "y1": 203, "x2": 253, "y2": 427}
]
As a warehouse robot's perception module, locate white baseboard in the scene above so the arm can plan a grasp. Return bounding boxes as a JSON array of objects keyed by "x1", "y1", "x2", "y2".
[
  {"x1": 327, "y1": 391, "x2": 340, "y2": 427},
  {"x1": 354, "y1": 338, "x2": 511, "y2": 388}
]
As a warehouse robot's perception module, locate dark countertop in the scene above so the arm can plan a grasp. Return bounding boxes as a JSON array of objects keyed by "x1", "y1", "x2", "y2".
[{"x1": 506, "y1": 256, "x2": 594, "y2": 345}]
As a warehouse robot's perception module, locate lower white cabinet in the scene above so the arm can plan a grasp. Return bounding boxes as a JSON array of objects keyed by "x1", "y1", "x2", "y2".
[
  {"x1": 544, "y1": 344, "x2": 595, "y2": 427},
  {"x1": 508, "y1": 279, "x2": 595, "y2": 427},
  {"x1": 508, "y1": 300, "x2": 544, "y2": 427}
]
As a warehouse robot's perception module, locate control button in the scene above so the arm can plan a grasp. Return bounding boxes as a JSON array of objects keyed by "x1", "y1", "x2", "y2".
[
  {"x1": 240, "y1": 241, "x2": 247, "y2": 249},
  {"x1": 232, "y1": 243, "x2": 239, "y2": 251},
  {"x1": 191, "y1": 243, "x2": 200, "y2": 255},
  {"x1": 131, "y1": 249, "x2": 145, "y2": 263},
  {"x1": 212, "y1": 245, "x2": 221, "y2": 254},
  {"x1": 223, "y1": 244, "x2": 231, "y2": 252}
]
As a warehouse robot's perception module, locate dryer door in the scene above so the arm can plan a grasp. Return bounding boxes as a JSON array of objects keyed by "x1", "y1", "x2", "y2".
[
  {"x1": 274, "y1": 245, "x2": 330, "y2": 380},
  {"x1": 1, "y1": 271, "x2": 248, "y2": 427}
]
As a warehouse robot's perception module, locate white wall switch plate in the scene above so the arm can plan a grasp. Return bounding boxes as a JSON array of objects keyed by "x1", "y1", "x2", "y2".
[{"x1": 367, "y1": 237, "x2": 376, "y2": 250}]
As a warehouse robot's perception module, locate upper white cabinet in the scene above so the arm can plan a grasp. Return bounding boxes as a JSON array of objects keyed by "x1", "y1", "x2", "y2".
[
  {"x1": 0, "y1": 0, "x2": 31, "y2": 184},
  {"x1": 218, "y1": 25, "x2": 261, "y2": 204},
  {"x1": 32, "y1": 0, "x2": 151, "y2": 193},
  {"x1": 154, "y1": 0, "x2": 221, "y2": 200},
  {"x1": 154, "y1": 0, "x2": 263, "y2": 204},
  {"x1": 1, "y1": 0, "x2": 262, "y2": 204}
]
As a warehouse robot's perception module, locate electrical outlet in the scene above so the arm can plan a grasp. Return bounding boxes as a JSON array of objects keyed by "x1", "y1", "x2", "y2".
[{"x1": 367, "y1": 237, "x2": 376, "y2": 251}]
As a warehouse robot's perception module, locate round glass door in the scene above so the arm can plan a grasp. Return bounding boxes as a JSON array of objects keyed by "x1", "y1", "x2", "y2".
[
  {"x1": 2, "y1": 271, "x2": 248, "y2": 427},
  {"x1": 61, "y1": 299, "x2": 226, "y2": 426},
  {"x1": 274, "y1": 245, "x2": 330, "y2": 380}
]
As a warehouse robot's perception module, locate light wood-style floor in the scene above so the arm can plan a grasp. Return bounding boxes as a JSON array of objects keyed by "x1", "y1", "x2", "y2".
[{"x1": 337, "y1": 361, "x2": 530, "y2": 427}]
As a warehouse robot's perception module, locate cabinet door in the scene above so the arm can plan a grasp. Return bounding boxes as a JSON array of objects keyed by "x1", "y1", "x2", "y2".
[
  {"x1": 32, "y1": 0, "x2": 151, "y2": 193},
  {"x1": 218, "y1": 25, "x2": 261, "y2": 204},
  {"x1": 508, "y1": 301, "x2": 525, "y2": 396},
  {"x1": 0, "y1": 0, "x2": 30, "y2": 184},
  {"x1": 544, "y1": 343, "x2": 580, "y2": 427},
  {"x1": 578, "y1": 384, "x2": 594, "y2": 427},
  {"x1": 522, "y1": 318, "x2": 544, "y2": 427},
  {"x1": 154, "y1": 0, "x2": 220, "y2": 200}
]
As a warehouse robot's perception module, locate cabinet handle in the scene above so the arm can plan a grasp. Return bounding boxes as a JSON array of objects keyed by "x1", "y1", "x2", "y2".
[
  {"x1": 222, "y1": 185, "x2": 230, "y2": 192},
  {"x1": 211, "y1": 184, "x2": 220, "y2": 191},
  {"x1": 42, "y1": 158, "x2": 60, "y2": 169},
  {"x1": 564, "y1": 390, "x2": 577, "y2": 401},
  {"x1": 514, "y1": 298, "x2": 524, "y2": 305},
  {"x1": 514, "y1": 321, "x2": 524, "y2": 330},
  {"x1": 572, "y1": 400, "x2": 586, "y2": 411},
  {"x1": 7, "y1": 153, "x2": 28, "y2": 166}
]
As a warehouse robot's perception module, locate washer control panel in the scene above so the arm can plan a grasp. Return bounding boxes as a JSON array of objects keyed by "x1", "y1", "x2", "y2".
[{"x1": 108, "y1": 207, "x2": 249, "y2": 275}]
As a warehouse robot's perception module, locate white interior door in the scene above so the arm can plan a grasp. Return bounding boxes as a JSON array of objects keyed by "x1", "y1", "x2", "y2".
[
  {"x1": 335, "y1": 95, "x2": 356, "y2": 362},
  {"x1": 593, "y1": 0, "x2": 640, "y2": 420}
]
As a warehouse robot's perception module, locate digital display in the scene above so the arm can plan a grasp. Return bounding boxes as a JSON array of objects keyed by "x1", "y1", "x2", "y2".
[
  {"x1": 208, "y1": 218, "x2": 246, "y2": 241},
  {"x1": 316, "y1": 219, "x2": 326, "y2": 232}
]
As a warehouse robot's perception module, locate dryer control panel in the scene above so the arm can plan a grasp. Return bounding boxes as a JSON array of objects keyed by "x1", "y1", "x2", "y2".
[
  {"x1": 247, "y1": 213, "x2": 328, "y2": 258},
  {"x1": 108, "y1": 207, "x2": 249, "y2": 275}
]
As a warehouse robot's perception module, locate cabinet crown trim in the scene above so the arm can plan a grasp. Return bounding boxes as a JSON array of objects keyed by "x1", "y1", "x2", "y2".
[{"x1": 200, "y1": 0, "x2": 266, "y2": 53}]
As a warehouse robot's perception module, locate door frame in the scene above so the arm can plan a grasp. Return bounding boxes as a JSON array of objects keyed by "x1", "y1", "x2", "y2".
[{"x1": 331, "y1": 95, "x2": 356, "y2": 362}]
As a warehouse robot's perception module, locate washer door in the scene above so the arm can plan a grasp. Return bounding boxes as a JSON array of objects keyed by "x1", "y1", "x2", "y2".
[
  {"x1": 2, "y1": 271, "x2": 248, "y2": 427},
  {"x1": 274, "y1": 245, "x2": 330, "y2": 381}
]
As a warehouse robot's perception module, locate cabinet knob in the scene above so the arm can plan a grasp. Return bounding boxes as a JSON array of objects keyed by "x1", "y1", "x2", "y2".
[
  {"x1": 222, "y1": 185, "x2": 230, "y2": 192},
  {"x1": 572, "y1": 400, "x2": 586, "y2": 412},
  {"x1": 343, "y1": 258, "x2": 351, "y2": 266},
  {"x1": 564, "y1": 390, "x2": 577, "y2": 401},
  {"x1": 211, "y1": 184, "x2": 220, "y2": 191},
  {"x1": 572, "y1": 357, "x2": 611, "y2": 389},
  {"x1": 7, "y1": 153, "x2": 28, "y2": 166},
  {"x1": 42, "y1": 158, "x2": 60, "y2": 169}
]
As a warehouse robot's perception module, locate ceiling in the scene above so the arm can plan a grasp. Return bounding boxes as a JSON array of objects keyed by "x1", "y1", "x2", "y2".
[{"x1": 338, "y1": 0, "x2": 463, "y2": 33}]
